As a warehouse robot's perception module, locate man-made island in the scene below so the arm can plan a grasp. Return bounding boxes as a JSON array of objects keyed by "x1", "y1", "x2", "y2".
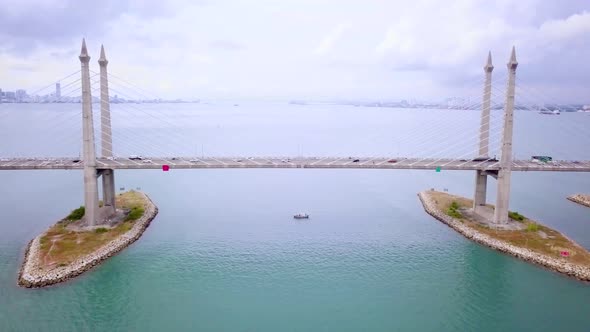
[
  {"x1": 18, "y1": 191, "x2": 158, "y2": 288},
  {"x1": 567, "y1": 194, "x2": 590, "y2": 208},
  {"x1": 419, "y1": 190, "x2": 590, "y2": 282}
]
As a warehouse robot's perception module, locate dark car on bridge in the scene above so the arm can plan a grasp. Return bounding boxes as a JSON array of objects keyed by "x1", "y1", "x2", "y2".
[
  {"x1": 532, "y1": 156, "x2": 552, "y2": 163},
  {"x1": 472, "y1": 157, "x2": 498, "y2": 162}
]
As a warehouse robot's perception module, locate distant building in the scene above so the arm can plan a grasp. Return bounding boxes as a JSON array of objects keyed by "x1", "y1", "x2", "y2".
[
  {"x1": 4, "y1": 91, "x2": 16, "y2": 102},
  {"x1": 16, "y1": 89, "x2": 28, "y2": 102},
  {"x1": 446, "y1": 97, "x2": 471, "y2": 109}
]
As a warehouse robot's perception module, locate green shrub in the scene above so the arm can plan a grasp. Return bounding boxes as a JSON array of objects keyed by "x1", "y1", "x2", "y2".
[
  {"x1": 526, "y1": 223, "x2": 540, "y2": 232},
  {"x1": 95, "y1": 227, "x2": 109, "y2": 234},
  {"x1": 447, "y1": 208, "x2": 462, "y2": 218},
  {"x1": 66, "y1": 206, "x2": 85, "y2": 220},
  {"x1": 125, "y1": 207, "x2": 144, "y2": 221},
  {"x1": 446, "y1": 201, "x2": 462, "y2": 219},
  {"x1": 509, "y1": 211, "x2": 525, "y2": 222}
]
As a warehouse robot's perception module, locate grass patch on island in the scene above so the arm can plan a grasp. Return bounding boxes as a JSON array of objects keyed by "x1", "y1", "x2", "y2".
[
  {"x1": 526, "y1": 223, "x2": 540, "y2": 232},
  {"x1": 428, "y1": 191, "x2": 590, "y2": 267},
  {"x1": 36, "y1": 191, "x2": 147, "y2": 271},
  {"x1": 95, "y1": 227, "x2": 109, "y2": 234}
]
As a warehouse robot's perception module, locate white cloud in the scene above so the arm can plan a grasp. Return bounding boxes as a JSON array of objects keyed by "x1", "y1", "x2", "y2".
[
  {"x1": 314, "y1": 24, "x2": 348, "y2": 55},
  {"x1": 538, "y1": 11, "x2": 590, "y2": 42},
  {"x1": 0, "y1": 0, "x2": 588, "y2": 103},
  {"x1": 1, "y1": 0, "x2": 67, "y2": 15}
]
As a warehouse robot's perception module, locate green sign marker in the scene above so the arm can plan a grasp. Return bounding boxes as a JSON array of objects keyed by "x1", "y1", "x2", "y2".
[{"x1": 436, "y1": 167, "x2": 441, "y2": 172}]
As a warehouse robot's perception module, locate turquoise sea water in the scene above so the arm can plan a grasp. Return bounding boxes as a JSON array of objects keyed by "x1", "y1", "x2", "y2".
[{"x1": 0, "y1": 103, "x2": 589, "y2": 331}]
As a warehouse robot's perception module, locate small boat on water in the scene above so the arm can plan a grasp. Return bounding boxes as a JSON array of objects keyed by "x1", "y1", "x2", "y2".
[
  {"x1": 539, "y1": 109, "x2": 560, "y2": 115},
  {"x1": 293, "y1": 213, "x2": 309, "y2": 219}
]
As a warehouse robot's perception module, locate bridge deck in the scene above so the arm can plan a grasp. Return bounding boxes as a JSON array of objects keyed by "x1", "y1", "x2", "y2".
[{"x1": 1, "y1": 157, "x2": 590, "y2": 172}]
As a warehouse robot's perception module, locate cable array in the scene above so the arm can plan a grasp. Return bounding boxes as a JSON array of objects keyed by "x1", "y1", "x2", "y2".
[
  {"x1": 0, "y1": 72, "x2": 87, "y2": 158},
  {"x1": 1, "y1": 67, "x2": 587, "y2": 164}
]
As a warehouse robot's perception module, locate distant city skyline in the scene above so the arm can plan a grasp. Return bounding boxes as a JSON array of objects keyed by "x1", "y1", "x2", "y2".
[
  {"x1": 0, "y1": 84, "x2": 190, "y2": 104},
  {"x1": 2, "y1": 82, "x2": 587, "y2": 112},
  {"x1": 1, "y1": 1, "x2": 589, "y2": 103}
]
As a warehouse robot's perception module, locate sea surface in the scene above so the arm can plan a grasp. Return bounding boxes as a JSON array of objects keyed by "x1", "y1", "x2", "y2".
[{"x1": 0, "y1": 102, "x2": 589, "y2": 331}]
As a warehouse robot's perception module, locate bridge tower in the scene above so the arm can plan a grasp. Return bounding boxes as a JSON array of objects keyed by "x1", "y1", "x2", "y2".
[
  {"x1": 98, "y1": 45, "x2": 116, "y2": 215},
  {"x1": 493, "y1": 46, "x2": 518, "y2": 224},
  {"x1": 473, "y1": 52, "x2": 494, "y2": 214},
  {"x1": 79, "y1": 39, "x2": 100, "y2": 226}
]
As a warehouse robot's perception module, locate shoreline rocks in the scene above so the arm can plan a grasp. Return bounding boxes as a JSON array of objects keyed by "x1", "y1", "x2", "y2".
[
  {"x1": 567, "y1": 194, "x2": 590, "y2": 208},
  {"x1": 18, "y1": 192, "x2": 158, "y2": 288},
  {"x1": 418, "y1": 191, "x2": 590, "y2": 283}
]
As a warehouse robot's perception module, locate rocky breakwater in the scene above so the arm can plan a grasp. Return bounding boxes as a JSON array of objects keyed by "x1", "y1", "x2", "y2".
[
  {"x1": 18, "y1": 192, "x2": 158, "y2": 288},
  {"x1": 567, "y1": 194, "x2": 590, "y2": 208},
  {"x1": 418, "y1": 191, "x2": 590, "y2": 282}
]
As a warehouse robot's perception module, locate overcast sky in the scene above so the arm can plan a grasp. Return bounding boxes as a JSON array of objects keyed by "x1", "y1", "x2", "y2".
[{"x1": 1, "y1": 0, "x2": 589, "y2": 103}]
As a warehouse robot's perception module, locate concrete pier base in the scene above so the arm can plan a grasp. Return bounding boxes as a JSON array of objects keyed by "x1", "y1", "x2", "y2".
[
  {"x1": 473, "y1": 170, "x2": 488, "y2": 214},
  {"x1": 100, "y1": 169, "x2": 116, "y2": 215},
  {"x1": 18, "y1": 192, "x2": 159, "y2": 288},
  {"x1": 493, "y1": 169, "x2": 512, "y2": 223},
  {"x1": 82, "y1": 167, "x2": 99, "y2": 226},
  {"x1": 418, "y1": 190, "x2": 590, "y2": 282}
]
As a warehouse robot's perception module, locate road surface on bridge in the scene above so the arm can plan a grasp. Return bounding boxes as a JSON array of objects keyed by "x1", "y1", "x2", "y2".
[{"x1": 1, "y1": 157, "x2": 590, "y2": 172}]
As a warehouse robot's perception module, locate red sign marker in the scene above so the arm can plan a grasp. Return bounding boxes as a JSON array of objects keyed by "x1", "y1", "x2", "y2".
[
  {"x1": 560, "y1": 251, "x2": 570, "y2": 257},
  {"x1": 162, "y1": 165, "x2": 170, "y2": 171}
]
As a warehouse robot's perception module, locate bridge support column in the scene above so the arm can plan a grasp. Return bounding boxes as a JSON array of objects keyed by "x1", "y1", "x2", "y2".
[
  {"x1": 98, "y1": 45, "x2": 116, "y2": 214},
  {"x1": 80, "y1": 39, "x2": 100, "y2": 226},
  {"x1": 100, "y1": 169, "x2": 116, "y2": 215},
  {"x1": 493, "y1": 47, "x2": 518, "y2": 224},
  {"x1": 473, "y1": 170, "x2": 488, "y2": 213},
  {"x1": 473, "y1": 52, "x2": 494, "y2": 213}
]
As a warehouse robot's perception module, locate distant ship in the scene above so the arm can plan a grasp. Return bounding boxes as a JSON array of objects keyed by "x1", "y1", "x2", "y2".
[{"x1": 540, "y1": 109, "x2": 560, "y2": 115}]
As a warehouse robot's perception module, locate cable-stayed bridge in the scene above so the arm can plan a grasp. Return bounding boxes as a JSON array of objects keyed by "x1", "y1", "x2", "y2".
[{"x1": 1, "y1": 40, "x2": 589, "y2": 226}]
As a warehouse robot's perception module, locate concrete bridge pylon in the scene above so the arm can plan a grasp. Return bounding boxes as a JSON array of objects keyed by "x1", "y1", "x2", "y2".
[
  {"x1": 493, "y1": 46, "x2": 518, "y2": 224},
  {"x1": 79, "y1": 39, "x2": 100, "y2": 226},
  {"x1": 473, "y1": 51, "x2": 494, "y2": 214},
  {"x1": 98, "y1": 44, "x2": 116, "y2": 216}
]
